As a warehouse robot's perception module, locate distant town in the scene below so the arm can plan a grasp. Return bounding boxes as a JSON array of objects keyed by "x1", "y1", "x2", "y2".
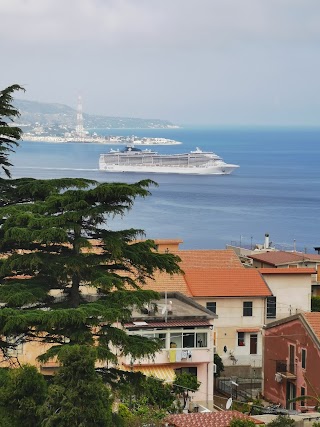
[
  {"x1": 23, "y1": 133, "x2": 182, "y2": 145},
  {"x1": 14, "y1": 98, "x2": 181, "y2": 145}
]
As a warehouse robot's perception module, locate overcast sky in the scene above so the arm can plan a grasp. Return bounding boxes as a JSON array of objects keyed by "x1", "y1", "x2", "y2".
[{"x1": 1, "y1": 0, "x2": 320, "y2": 126}]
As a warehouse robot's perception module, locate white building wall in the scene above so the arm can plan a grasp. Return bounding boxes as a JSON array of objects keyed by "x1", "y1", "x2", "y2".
[
  {"x1": 262, "y1": 274, "x2": 312, "y2": 323},
  {"x1": 194, "y1": 297, "x2": 265, "y2": 367}
]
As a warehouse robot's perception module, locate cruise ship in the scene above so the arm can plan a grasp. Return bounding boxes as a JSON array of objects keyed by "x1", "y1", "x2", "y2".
[{"x1": 99, "y1": 145, "x2": 239, "y2": 175}]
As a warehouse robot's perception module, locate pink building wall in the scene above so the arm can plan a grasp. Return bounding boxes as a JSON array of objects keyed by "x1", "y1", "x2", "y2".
[{"x1": 264, "y1": 318, "x2": 320, "y2": 410}]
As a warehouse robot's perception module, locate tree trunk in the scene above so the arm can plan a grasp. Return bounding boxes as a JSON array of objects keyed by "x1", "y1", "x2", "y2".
[{"x1": 70, "y1": 273, "x2": 81, "y2": 308}]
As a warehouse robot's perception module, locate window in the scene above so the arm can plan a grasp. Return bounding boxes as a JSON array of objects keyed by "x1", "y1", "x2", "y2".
[
  {"x1": 135, "y1": 331, "x2": 166, "y2": 348},
  {"x1": 175, "y1": 367, "x2": 197, "y2": 377},
  {"x1": 206, "y1": 302, "x2": 216, "y2": 314},
  {"x1": 250, "y1": 334, "x2": 258, "y2": 354},
  {"x1": 169, "y1": 330, "x2": 208, "y2": 349},
  {"x1": 301, "y1": 387, "x2": 306, "y2": 407},
  {"x1": 243, "y1": 301, "x2": 253, "y2": 316},
  {"x1": 302, "y1": 349, "x2": 306, "y2": 369},
  {"x1": 196, "y1": 332, "x2": 207, "y2": 347},
  {"x1": 238, "y1": 332, "x2": 245, "y2": 346},
  {"x1": 266, "y1": 296, "x2": 277, "y2": 319},
  {"x1": 5, "y1": 335, "x2": 24, "y2": 356},
  {"x1": 183, "y1": 332, "x2": 195, "y2": 348}
]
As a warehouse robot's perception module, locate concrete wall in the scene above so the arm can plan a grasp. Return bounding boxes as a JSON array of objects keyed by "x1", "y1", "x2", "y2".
[
  {"x1": 195, "y1": 297, "x2": 265, "y2": 367},
  {"x1": 262, "y1": 274, "x2": 312, "y2": 323}
]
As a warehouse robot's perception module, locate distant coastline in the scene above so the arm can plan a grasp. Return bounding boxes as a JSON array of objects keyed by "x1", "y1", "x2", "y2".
[{"x1": 23, "y1": 134, "x2": 182, "y2": 145}]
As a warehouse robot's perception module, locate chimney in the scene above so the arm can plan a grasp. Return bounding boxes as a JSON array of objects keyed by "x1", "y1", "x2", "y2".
[{"x1": 264, "y1": 233, "x2": 270, "y2": 249}]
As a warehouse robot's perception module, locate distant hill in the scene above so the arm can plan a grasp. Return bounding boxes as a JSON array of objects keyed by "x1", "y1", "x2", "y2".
[{"x1": 14, "y1": 99, "x2": 178, "y2": 130}]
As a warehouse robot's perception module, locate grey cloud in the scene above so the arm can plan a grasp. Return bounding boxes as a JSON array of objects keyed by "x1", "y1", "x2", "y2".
[
  {"x1": 2, "y1": 0, "x2": 320, "y2": 48},
  {"x1": 1, "y1": 0, "x2": 320, "y2": 125}
]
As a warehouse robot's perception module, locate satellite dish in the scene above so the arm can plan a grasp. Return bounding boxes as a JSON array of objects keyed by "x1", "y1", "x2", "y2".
[{"x1": 226, "y1": 397, "x2": 233, "y2": 410}]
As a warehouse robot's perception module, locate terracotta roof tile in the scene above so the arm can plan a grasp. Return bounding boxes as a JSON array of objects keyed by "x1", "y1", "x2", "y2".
[
  {"x1": 183, "y1": 268, "x2": 271, "y2": 297},
  {"x1": 259, "y1": 268, "x2": 316, "y2": 274},
  {"x1": 142, "y1": 271, "x2": 192, "y2": 296},
  {"x1": 249, "y1": 251, "x2": 320, "y2": 266},
  {"x1": 303, "y1": 312, "x2": 320, "y2": 341},
  {"x1": 176, "y1": 249, "x2": 244, "y2": 269},
  {"x1": 165, "y1": 410, "x2": 264, "y2": 426}
]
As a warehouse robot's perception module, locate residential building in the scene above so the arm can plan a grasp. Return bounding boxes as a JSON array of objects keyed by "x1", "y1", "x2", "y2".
[
  {"x1": 249, "y1": 251, "x2": 320, "y2": 296},
  {"x1": 140, "y1": 245, "x2": 312, "y2": 373},
  {"x1": 263, "y1": 312, "x2": 320, "y2": 411},
  {"x1": 183, "y1": 267, "x2": 271, "y2": 369},
  {"x1": 119, "y1": 292, "x2": 216, "y2": 409},
  {"x1": 259, "y1": 268, "x2": 314, "y2": 323}
]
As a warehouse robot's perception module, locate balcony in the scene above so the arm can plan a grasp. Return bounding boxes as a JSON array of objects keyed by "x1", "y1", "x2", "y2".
[
  {"x1": 276, "y1": 360, "x2": 297, "y2": 380},
  {"x1": 123, "y1": 347, "x2": 213, "y2": 367}
]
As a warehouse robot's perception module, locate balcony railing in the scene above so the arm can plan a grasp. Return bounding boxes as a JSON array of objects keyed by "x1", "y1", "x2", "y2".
[{"x1": 276, "y1": 360, "x2": 296, "y2": 378}]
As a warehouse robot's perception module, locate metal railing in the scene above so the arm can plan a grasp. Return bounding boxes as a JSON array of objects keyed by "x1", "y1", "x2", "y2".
[
  {"x1": 216, "y1": 377, "x2": 262, "y2": 401},
  {"x1": 276, "y1": 360, "x2": 296, "y2": 375}
]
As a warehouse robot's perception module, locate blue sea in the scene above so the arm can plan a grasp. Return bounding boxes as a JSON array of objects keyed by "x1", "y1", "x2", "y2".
[{"x1": 10, "y1": 127, "x2": 320, "y2": 251}]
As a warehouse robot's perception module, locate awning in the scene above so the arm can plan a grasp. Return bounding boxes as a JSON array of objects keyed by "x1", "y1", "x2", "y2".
[
  {"x1": 122, "y1": 365, "x2": 176, "y2": 383},
  {"x1": 236, "y1": 328, "x2": 260, "y2": 333}
]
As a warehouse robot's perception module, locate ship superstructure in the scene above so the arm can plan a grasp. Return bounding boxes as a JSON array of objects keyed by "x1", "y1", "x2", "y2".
[{"x1": 99, "y1": 145, "x2": 239, "y2": 175}]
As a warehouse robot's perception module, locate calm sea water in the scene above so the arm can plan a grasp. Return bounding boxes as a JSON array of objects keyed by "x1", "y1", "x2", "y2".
[{"x1": 10, "y1": 127, "x2": 320, "y2": 251}]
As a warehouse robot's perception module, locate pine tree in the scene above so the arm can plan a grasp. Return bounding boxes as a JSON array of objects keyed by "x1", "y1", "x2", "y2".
[
  {"x1": 0, "y1": 84, "x2": 182, "y2": 422},
  {"x1": 0, "y1": 84, "x2": 24, "y2": 177},
  {"x1": 0, "y1": 176, "x2": 181, "y2": 363}
]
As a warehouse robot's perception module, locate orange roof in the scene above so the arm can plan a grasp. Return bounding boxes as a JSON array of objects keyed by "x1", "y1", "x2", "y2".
[
  {"x1": 249, "y1": 251, "x2": 320, "y2": 265},
  {"x1": 183, "y1": 268, "x2": 271, "y2": 297},
  {"x1": 177, "y1": 249, "x2": 244, "y2": 269},
  {"x1": 259, "y1": 268, "x2": 316, "y2": 274},
  {"x1": 303, "y1": 312, "x2": 320, "y2": 341},
  {"x1": 165, "y1": 411, "x2": 264, "y2": 427},
  {"x1": 142, "y1": 270, "x2": 192, "y2": 296}
]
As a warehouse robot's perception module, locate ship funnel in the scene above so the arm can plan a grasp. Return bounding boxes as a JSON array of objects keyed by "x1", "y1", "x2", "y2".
[{"x1": 264, "y1": 233, "x2": 270, "y2": 249}]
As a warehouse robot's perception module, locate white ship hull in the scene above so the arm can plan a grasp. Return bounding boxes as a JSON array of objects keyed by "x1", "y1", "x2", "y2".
[
  {"x1": 99, "y1": 146, "x2": 239, "y2": 175},
  {"x1": 99, "y1": 162, "x2": 238, "y2": 175}
]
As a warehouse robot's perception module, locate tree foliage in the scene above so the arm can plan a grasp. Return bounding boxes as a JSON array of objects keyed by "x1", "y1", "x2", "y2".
[
  {"x1": 230, "y1": 418, "x2": 255, "y2": 427},
  {"x1": 0, "y1": 365, "x2": 47, "y2": 427},
  {"x1": 0, "y1": 176, "x2": 181, "y2": 363},
  {"x1": 214, "y1": 353, "x2": 224, "y2": 378},
  {"x1": 266, "y1": 415, "x2": 295, "y2": 426},
  {"x1": 173, "y1": 372, "x2": 201, "y2": 409},
  {"x1": 0, "y1": 84, "x2": 25, "y2": 177},
  {"x1": 0, "y1": 84, "x2": 182, "y2": 424},
  {"x1": 311, "y1": 296, "x2": 320, "y2": 312},
  {"x1": 39, "y1": 345, "x2": 112, "y2": 427}
]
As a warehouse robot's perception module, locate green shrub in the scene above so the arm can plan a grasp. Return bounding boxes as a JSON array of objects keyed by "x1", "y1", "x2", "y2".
[
  {"x1": 230, "y1": 418, "x2": 255, "y2": 427},
  {"x1": 232, "y1": 401, "x2": 250, "y2": 414},
  {"x1": 311, "y1": 296, "x2": 320, "y2": 312},
  {"x1": 266, "y1": 415, "x2": 295, "y2": 426}
]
